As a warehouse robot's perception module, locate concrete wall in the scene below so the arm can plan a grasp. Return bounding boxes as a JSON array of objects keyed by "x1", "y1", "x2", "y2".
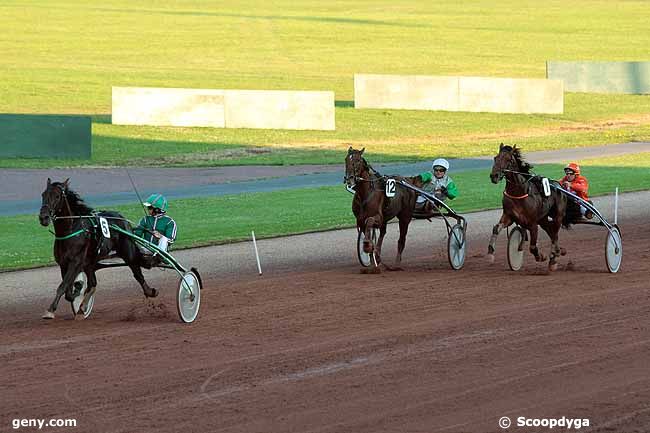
[
  {"x1": 112, "y1": 87, "x2": 226, "y2": 127},
  {"x1": 354, "y1": 75, "x2": 459, "y2": 111},
  {"x1": 547, "y1": 61, "x2": 650, "y2": 94},
  {"x1": 354, "y1": 74, "x2": 564, "y2": 114},
  {"x1": 0, "y1": 114, "x2": 91, "y2": 158},
  {"x1": 224, "y1": 90, "x2": 335, "y2": 130},
  {"x1": 112, "y1": 87, "x2": 335, "y2": 130}
]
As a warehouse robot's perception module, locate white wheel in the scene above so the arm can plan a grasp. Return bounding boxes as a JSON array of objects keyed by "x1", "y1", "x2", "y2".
[
  {"x1": 507, "y1": 227, "x2": 525, "y2": 271},
  {"x1": 357, "y1": 229, "x2": 378, "y2": 268},
  {"x1": 70, "y1": 271, "x2": 95, "y2": 319},
  {"x1": 177, "y1": 270, "x2": 201, "y2": 323},
  {"x1": 447, "y1": 224, "x2": 466, "y2": 270},
  {"x1": 605, "y1": 226, "x2": 622, "y2": 273}
]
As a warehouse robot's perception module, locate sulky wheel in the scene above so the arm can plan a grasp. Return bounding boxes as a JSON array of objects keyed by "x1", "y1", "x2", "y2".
[
  {"x1": 447, "y1": 223, "x2": 466, "y2": 270},
  {"x1": 357, "y1": 228, "x2": 378, "y2": 268},
  {"x1": 605, "y1": 225, "x2": 622, "y2": 273},
  {"x1": 70, "y1": 271, "x2": 96, "y2": 319},
  {"x1": 177, "y1": 270, "x2": 201, "y2": 323},
  {"x1": 507, "y1": 226, "x2": 526, "y2": 271}
]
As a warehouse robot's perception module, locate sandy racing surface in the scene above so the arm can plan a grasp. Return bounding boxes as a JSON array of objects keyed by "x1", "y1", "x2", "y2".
[{"x1": 1, "y1": 192, "x2": 649, "y2": 433}]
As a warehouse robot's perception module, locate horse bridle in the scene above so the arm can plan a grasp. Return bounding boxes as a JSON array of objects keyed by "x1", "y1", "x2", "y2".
[
  {"x1": 344, "y1": 155, "x2": 384, "y2": 190},
  {"x1": 41, "y1": 183, "x2": 73, "y2": 223}
]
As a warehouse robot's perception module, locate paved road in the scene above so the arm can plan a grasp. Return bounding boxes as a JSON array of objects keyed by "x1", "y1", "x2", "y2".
[{"x1": 1, "y1": 141, "x2": 648, "y2": 216}]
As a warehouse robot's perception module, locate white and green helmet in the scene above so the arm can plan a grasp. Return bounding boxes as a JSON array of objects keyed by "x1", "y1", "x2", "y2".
[{"x1": 143, "y1": 193, "x2": 168, "y2": 212}]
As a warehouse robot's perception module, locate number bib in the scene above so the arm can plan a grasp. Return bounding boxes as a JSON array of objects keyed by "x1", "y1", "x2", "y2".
[
  {"x1": 99, "y1": 217, "x2": 111, "y2": 238},
  {"x1": 385, "y1": 179, "x2": 396, "y2": 197}
]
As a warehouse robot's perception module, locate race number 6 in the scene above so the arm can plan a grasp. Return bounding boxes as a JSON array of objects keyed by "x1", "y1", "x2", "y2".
[{"x1": 542, "y1": 177, "x2": 551, "y2": 197}]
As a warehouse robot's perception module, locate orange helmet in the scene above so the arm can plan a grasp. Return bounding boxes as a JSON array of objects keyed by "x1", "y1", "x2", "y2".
[{"x1": 564, "y1": 162, "x2": 580, "y2": 175}]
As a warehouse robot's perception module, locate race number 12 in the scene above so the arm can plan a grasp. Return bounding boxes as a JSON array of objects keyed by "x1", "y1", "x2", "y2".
[{"x1": 385, "y1": 179, "x2": 396, "y2": 197}]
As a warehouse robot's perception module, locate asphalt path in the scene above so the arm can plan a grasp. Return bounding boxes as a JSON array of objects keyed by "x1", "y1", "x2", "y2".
[
  {"x1": 1, "y1": 142, "x2": 648, "y2": 216},
  {"x1": 1, "y1": 190, "x2": 645, "y2": 315}
]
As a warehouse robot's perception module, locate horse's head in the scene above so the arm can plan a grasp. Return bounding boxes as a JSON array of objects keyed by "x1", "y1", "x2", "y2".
[
  {"x1": 39, "y1": 178, "x2": 69, "y2": 226},
  {"x1": 490, "y1": 143, "x2": 520, "y2": 184},
  {"x1": 344, "y1": 146, "x2": 369, "y2": 190}
]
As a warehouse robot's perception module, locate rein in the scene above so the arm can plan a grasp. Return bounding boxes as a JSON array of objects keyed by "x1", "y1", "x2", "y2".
[
  {"x1": 503, "y1": 191, "x2": 529, "y2": 200},
  {"x1": 501, "y1": 168, "x2": 537, "y2": 200}
]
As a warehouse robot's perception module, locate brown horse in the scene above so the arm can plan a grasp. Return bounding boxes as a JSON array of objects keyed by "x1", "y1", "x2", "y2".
[
  {"x1": 344, "y1": 147, "x2": 422, "y2": 273},
  {"x1": 487, "y1": 144, "x2": 576, "y2": 270}
]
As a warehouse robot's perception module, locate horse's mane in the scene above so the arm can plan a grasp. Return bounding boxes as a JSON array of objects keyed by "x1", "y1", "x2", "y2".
[
  {"x1": 56, "y1": 183, "x2": 94, "y2": 216},
  {"x1": 503, "y1": 145, "x2": 533, "y2": 174}
]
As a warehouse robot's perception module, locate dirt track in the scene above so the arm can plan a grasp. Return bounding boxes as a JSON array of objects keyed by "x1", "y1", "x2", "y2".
[{"x1": 1, "y1": 195, "x2": 649, "y2": 432}]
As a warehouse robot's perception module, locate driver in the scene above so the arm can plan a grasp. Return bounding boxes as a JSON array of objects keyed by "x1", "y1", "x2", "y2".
[
  {"x1": 134, "y1": 193, "x2": 177, "y2": 267},
  {"x1": 559, "y1": 163, "x2": 593, "y2": 219},
  {"x1": 416, "y1": 158, "x2": 458, "y2": 210}
]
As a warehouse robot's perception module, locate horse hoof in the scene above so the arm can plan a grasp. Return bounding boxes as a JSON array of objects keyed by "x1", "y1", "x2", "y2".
[
  {"x1": 549, "y1": 262, "x2": 558, "y2": 272},
  {"x1": 145, "y1": 288, "x2": 159, "y2": 298},
  {"x1": 560, "y1": 248, "x2": 567, "y2": 256},
  {"x1": 42, "y1": 311, "x2": 55, "y2": 320},
  {"x1": 74, "y1": 312, "x2": 85, "y2": 321},
  {"x1": 487, "y1": 254, "x2": 495, "y2": 264}
]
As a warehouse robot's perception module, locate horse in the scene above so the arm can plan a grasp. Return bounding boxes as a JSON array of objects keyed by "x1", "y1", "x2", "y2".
[
  {"x1": 487, "y1": 144, "x2": 577, "y2": 271},
  {"x1": 39, "y1": 178, "x2": 158, "y2": 319},
  {"x1": 344, "y1": 147, "x2": 422, "y2": 273}
]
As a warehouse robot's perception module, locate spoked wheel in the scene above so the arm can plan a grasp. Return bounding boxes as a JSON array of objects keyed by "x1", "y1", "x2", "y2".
[
  {"x1": 605, "y1": 225, "x2": 622, "y2": 273},
  {"x1": 447, "y1": 223, "x2": 466, "y2": 270},
  {"x1": 507, "y1": 226, "x2": 526, "y2": 271},
  {"x1": 177, "y1": 270, "x2": 201, "y2": 323},
  {"x1": 70, "y1": 271, "x2": 96, "y2": 319},
  {"x1": 357, "y1": 229, "x2": 378, "y2": 268}
]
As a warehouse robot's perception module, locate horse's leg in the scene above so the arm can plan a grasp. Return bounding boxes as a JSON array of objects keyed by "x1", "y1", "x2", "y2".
[
  {"x1": 77, "y1": 267, "x2": 98, "y2": 318},
  {"x1": 362, "y1": 217, "x2": 375, "y2": 254},
  {"x1": 392, "y1": 216, "x2": 410, "y2": 271},
  {"x1": 541, "y1": 217, "x2": 563, "y2": 271},
  {"x1": 487, "y1": 213, "x2": 512, "y2": 263},
  {"x1": 528, "y1": 223, "x2": 546, "y2": 262},
  {"x1": 374, "y1": 223, "x2": 387, "y2": 262},
  {"x1": 43, "y1": 261, "x2": 81, "y2": 319},
  {"x1": 119, "y1": 233, "x2": 158, "y2": 297},
  {"x1": 363, "y1": 216, "x2": 383, "y2": 274}
]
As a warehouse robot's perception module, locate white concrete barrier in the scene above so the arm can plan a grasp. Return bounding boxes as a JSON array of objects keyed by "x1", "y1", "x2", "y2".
[
  {"x1": 224, "y1": 90, "x2": 335, "y2": 130},
  {"x1": 354, "y1": 74, "x2": 564, "y2": 114},
  {"x1": 354, "y1": 75, "x2": 459, "y2": 111},
  {"x1": 112, "y1": 87, "x2": 225, "y2": 127},
  {"x1": 112, "y1": 87, "x2": 335, "y2": 130}
]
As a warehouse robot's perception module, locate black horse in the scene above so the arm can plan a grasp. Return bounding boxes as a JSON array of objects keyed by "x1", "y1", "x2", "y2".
[
  {"x1": 39, "y1": 178, "x2": 157, "y2": 319},
  {"x1": 488, "y1": 144, "x2": 578, "y2": 270}
]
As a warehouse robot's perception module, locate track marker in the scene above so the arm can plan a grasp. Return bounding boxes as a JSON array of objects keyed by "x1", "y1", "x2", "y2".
[
  {"x1": 252, "y1": 231, "x2": 262, "y2": 275},
  {"x1": 614, "y1": 187, "x2": 619, "y2": 225}
]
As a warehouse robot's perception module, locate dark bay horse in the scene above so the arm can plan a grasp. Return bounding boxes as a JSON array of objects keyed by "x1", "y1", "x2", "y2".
[
  {"x1": 487, "y1": 144, "x2": 577, "y2": 270},
  {"x1": 344, "y1": 147, "x2": 422, "y2": 273},
  {"x1": 39, "y1": 178, "x2": 157, "y2": 319}
]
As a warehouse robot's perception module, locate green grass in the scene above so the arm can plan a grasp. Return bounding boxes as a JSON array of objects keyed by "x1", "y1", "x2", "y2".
[
  {"x1": 3, "y1": 152, "x2": 649, "y2": 271},
  {"x1": 1, "y1": 0, "x2": 650, "y2": 167}
]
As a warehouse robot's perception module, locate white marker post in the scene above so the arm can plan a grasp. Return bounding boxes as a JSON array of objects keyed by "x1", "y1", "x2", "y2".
[
  {"x1": 251, "y1": 231, "x2": 262, "y2": 275},
  {"x1": 614, "y1": 187, "x2": 619, "y2": 225}
]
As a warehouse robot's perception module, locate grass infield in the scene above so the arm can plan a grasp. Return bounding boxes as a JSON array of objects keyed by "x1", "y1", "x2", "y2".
[
  {"x1": 1, "y1": 1, "x2": 649, "y2": 167},
  {"x1": 2, "y1": 153, "x2": 649, "y2": 271}
]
